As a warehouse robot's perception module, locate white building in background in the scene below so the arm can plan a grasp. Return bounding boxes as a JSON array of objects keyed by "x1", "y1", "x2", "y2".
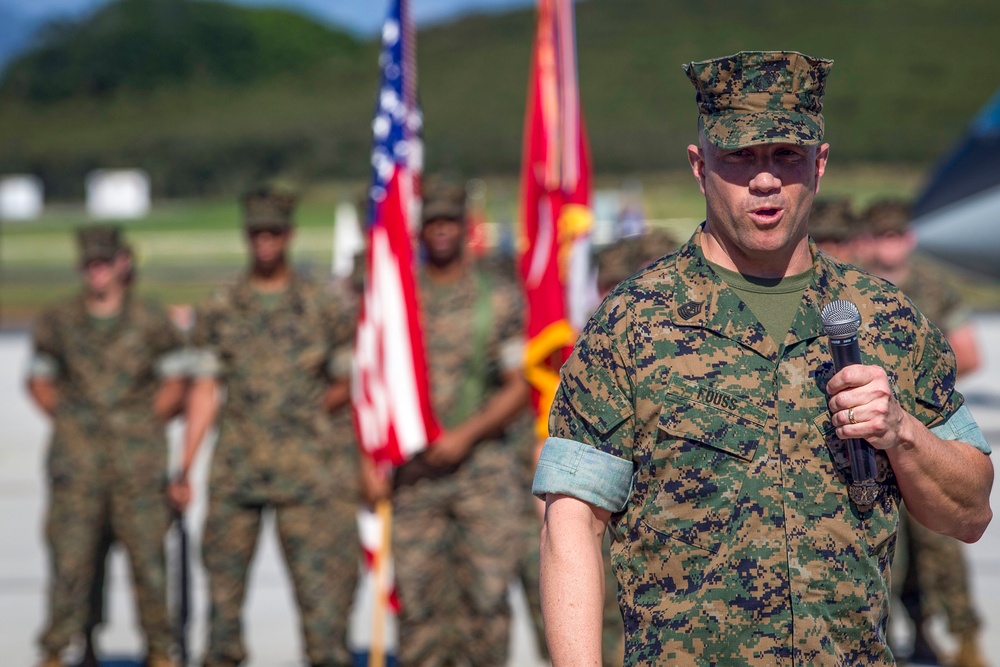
[
  {"x1": 332, "y1": 201, "x2": 364, "y2": 279},
  {"x1": 86, "y1": 169, "x2": 151, "y2": 219},
  {"x1": 0, "y1": 174, "x2": 44, "y2": 220}
]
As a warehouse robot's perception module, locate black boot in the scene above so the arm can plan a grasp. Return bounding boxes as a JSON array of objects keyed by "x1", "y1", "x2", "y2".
[
  {"x1": 908, "y1": 622, "x2": 942, "y2": 665},
  {"x1": 75, "y1": 630, "x2": 99, "y2": 667}
]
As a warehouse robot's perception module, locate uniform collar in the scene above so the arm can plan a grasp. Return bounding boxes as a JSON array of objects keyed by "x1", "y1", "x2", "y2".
[
  {"x1": 231, "y1": 270, "x2": 306, "y2": 312},
  {"x1": 73, "y1": 289, "x2": 133, "y2": 331},
  {"x1": 648, "y1": 224, "x2": 840, "y2": 361}
]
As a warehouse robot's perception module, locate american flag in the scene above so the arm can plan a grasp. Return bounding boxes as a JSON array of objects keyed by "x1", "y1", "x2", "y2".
[
  {"x1": 519, "y1": 0, "x2": 593, "y2": 439},
  {"x1": 352, "y1": 0, "x2": 440, "y2": 466}
]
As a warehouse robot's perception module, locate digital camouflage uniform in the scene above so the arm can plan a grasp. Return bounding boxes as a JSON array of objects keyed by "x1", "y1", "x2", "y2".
[
  {"x1": 391, "y1": 266, "x2": 526, "y2": 667},
  {"x1": 190, "y1": 273, "x2": 359, "y2": 667},
  {"x1": 893, "y1": 256, "x2": 981, "y2": 639},
  {"x1": 533, "y1": 227, "x2": 990, "y2": 666},
  {"x1": 590, "y1": 229, "x2": 683, "y2": 667},
  {"x1": 31, "y1": 293, "x2": 183, "y2": 658}
]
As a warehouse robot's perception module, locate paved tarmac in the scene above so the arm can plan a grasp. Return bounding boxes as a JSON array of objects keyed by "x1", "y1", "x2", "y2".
[{"x1": 3, "y1": 314, "x2": 1000, "y2": 666}]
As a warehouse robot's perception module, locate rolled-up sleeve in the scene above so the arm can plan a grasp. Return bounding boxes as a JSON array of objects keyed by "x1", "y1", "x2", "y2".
[
  {"x1": 533, "y1": 296, "x2": 635, "y2": 510},
  {"x1": 533, "y1": 437, "x2": 633, "y2": 512},
  {"x1": 930, "y1": 404, "x2": 991, "y2": 455},
  {"x1": 27, "y1": 351, "x2": 59, "y2": 379},
  {"x1": 185, "y1": 348, "x2": 221, "y2": 378}
]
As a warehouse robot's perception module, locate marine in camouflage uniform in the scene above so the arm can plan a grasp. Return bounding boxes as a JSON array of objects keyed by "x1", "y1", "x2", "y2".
[
  {"x1": 28, "y1": 226, "x2": 185, "y2": 667},
  {"x1": 385, "y1": 180, "x2": 529, "y2": 667},
  {"x1": 865, "y1": 199, "x2": 987, "y2": 667},
  {"x1": 532, "y1": 51, "x2": 993, "y2": 666},
  {"x1": 171, "y1": 186, "x2": 360, "y2": 667}
]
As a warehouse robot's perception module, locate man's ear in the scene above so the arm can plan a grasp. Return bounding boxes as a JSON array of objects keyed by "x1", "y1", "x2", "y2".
[
  {"x1": 814, "y1": 142, "x2": 831, "y2": 195},
  {"x1": 687, "y1": 144, "x2": 707, "y2": 196}
]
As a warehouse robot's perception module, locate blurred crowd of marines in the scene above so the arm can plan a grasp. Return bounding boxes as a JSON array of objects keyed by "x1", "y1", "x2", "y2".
[{"x1": 27, "y1": 182, "x2": 988, "y2": 667}]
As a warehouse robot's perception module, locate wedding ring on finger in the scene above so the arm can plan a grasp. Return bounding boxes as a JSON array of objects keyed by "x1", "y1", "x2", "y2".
[{"x1": 848, "y1": 407, "x2": 857, "y2": 425}]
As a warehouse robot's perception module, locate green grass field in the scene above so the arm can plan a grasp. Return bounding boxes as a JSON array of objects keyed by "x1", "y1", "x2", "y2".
[{"x1": 3, "y1": 165, "x2": 997, "y2": 328}]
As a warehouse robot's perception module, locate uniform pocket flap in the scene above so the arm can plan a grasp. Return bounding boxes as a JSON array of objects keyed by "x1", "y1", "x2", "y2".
[
  {"x1": 658, "y1": 404, "x2": 762, "y2": 461},
  {"x1": 657, "y1": 374, "x2": 765, "y2": 461},
  {"x1": 564, "y1": 362, "x2": 633, "y2": 436}
]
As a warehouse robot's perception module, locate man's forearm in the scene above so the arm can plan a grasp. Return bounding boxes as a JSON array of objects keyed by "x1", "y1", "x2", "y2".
[
  {"x1": 888, "y1": 412, "x2": 993, "y2": 542},
  {"x1": 180, "y1": 378, "x2": 219, "y2": 474},
  {"x1": 27, "y1": 378, "x2": 58, "y2": 416},
  {"x1": 540, "y1": 494, "x2": 610, "y2": 667},
  {"x1": 322, "y1": 378, "x2": 351, "y2": 414},
  {"x1": 154, "y1": 377, "x2": 188, "y2": 421}
]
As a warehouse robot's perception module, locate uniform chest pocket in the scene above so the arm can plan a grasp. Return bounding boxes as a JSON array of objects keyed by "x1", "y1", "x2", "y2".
[
  {"x1": 640, "y1": 394, "x2": 764, "y2": 553},
  {"x1": 811, "y1": 412, "x2": 899, "y2": 557}
]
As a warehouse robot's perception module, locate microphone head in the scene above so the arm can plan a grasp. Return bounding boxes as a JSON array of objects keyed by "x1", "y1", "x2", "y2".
[{"x1": 821, "y1": 300, "x2": 861, "y2": 339}]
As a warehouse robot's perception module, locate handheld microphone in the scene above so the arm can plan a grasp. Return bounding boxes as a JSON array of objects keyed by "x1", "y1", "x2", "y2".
[{"x1": 820, "y1": 300, "x2": 879, "y2": 506}]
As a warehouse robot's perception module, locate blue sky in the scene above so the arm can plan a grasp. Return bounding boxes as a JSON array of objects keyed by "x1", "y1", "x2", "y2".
[{"x1": 5, "y1": 0, "x2": 538, "y2": 34}]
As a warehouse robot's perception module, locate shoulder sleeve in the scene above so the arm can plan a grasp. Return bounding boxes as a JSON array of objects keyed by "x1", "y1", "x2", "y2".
[
  {"x1": 533, "y1": 298, "x2": 636, "y2": 511},
  {"x1": 492, "y1": 278, "x2": 525, "y2": 373},
  {"x1": 190, "y1": 291, "x2": 225, "y2": 349},
  {"x1": 144, "y1": 299, "x2": 184, "y2": 357},
  {"x1": 939, "y1": 283, "x2": 972, "y2": 334},
  {"x1": 321, "y1": 282, "x2": 359, "y2": 351},
  {"x1": 32, "y1": 306, "x2": 63, "y2": 360},
  {"x1": 188, "y1": 291, "x2": 226, "y2": 377},
  {"x1": 548, "y1": 302, "x2": 635, "y2": 458}
]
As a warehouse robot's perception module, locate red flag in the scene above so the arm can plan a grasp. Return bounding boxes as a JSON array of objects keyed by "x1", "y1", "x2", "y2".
[
  {"x1": 519, "y1": 0, "x2": 593, "y2": 439},
  {"x1": 352, "y1": 0, "x2": 440, "y2": 466}
]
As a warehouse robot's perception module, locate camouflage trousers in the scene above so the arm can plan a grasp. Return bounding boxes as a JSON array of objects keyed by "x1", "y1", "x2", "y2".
[
  {"x1": 393, "y1": 452, "x2": 525, "y2": 667},
  {"x1": 200, "y1": 493, "x2": 359, "y2": 667},
  {"x1": 40, "y1": 476, "x2": 173, "y2": 656},
  {"x1": 516, "y1": 490, "x2": 624, "y2": 666},
  {"x1": 84, "y1": 513, "x2": 115, "y2": 634},
  {"x1": 893, "y1": 506, "x2": 981, "y2": 635}
]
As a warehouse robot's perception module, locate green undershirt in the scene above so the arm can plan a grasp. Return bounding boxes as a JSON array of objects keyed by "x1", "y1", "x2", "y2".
[
  {"x1": 86, "y1": 313, "x2": 119, "y2": 330},
  {"x1": 710, "y1": 262, "x2": 814, "y2": 345},
  {"x1": 253, "y1": 288, "x2": 286, "y2": 310}
]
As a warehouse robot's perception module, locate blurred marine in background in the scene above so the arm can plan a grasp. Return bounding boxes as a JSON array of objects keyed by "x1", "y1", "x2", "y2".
[
  {"x1": 169, "y1": 185, "x2": 360, "y2": 667},
  {"x1": 362, "y1": 179, "x2": 530, "y2": 667},
  {"x1": 28, "y1": 225, "x2": 186, "y2": 667},
  {"x1": 865, "y1": 198, "x2": 987, "y2": 667}
]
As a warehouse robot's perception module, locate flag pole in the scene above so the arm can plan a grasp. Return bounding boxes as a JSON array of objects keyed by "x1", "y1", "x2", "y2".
[{"x1": 369, "y1": 498, "x2": 393, "y2": 667}]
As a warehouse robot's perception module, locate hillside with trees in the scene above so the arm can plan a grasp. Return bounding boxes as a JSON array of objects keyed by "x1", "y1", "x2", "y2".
[{"x1": 1, "y1": 0, "x2": 998, "y2": 198}]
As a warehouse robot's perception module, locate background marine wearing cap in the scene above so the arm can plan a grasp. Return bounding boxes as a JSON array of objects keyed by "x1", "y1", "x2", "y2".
[
  {"x1": 28, "y1": 225, "x2": 187, "y2": 667},
  {"x1": 361, "y1": 178, "x2": 530, "y2": 667},
  {"x1": 863, "y1": 198, "x2": 988, "y2": 667},
  {"x1": 533, "y1": 51, "x2": 993, "y2": 666},
  {"x1": 169, "y1": 185, "x2": 361, "y2": 667}
]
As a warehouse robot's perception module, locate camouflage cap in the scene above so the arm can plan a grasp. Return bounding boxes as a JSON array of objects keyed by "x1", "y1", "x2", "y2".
[
  {"x1": 421, "y1": 178, "x2": 466, "y2": 225},
  {"x1": 77, "y1": 224, "x2": 126, "y2": 264},
  {"x1": 809, "y1": 197, "x2": 855, "y2": 243},
  {"x1": 684, "y1": 50, "x2": 833, "y2": 150},
  {"x1": 242, "y1": 184, "x2": 297, "y2": 232},
  {"x1": 865, "y1": 198, "x2": 912, "y2": 235}
]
